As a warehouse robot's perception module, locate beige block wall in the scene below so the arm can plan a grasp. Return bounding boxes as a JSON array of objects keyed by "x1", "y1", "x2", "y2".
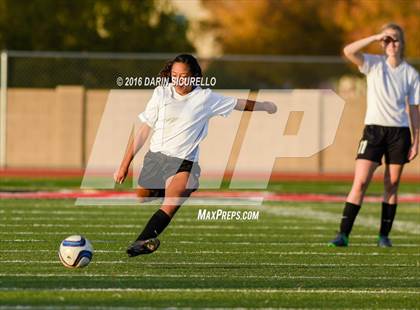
[
  {"x1": 4, "y1": 86, "x2": 420, "y2": 176},
  {"x1": 84, "y1": 90, "x2": 108, "y2": 162},
  {"x1": 7, "y1": 87, "x2": 84, "y2": 168},
  {"x1": 53, "y1": 86, "x2": 84, "y2": 167},
  {"x1": 322, "y1": 97, "x2": 366, "y2": 173},
  {"x1": 7, "y1": 89, "x2": 56, "y2": 167}
]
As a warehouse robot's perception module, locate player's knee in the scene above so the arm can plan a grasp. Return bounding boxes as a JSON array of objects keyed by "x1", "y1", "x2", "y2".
[
  {"x1": 384, "y1": 180, "x2": 399, "y2": 194},
  {"x1": 163, "y1": 188, "x2": 192, "y2": 207},
  {"x1": 168, "y1": 184, "x2": 189, "y2": 197},
  {"x1": 136, "y1": 188, "x2": 151, "y2": 203},
  {"x1": 353, "y1": 180, "x2": 369, "y2": 193}
]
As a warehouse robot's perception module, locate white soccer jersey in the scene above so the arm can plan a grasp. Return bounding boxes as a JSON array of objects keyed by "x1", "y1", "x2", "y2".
[
  {"x1": 139, "y1": 85, "x2": 237, "y2": 161},
  {"x1": 359, "y1": 53, "x2": 420, "y2": 127}
]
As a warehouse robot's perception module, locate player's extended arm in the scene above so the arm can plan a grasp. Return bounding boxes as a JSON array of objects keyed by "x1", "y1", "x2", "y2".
[
  {"x1": 114, "y1": 123, "x2": 151, "y2": 184},
  {"x1": 343, "y1": 33, "x2": 388, "y2": 67},
  {"x1": 234, "y1": 99, "x2": 277, "y2": 114},
  {"x1": 408, "y1": 105, "x2": 420, "y2": 161}
]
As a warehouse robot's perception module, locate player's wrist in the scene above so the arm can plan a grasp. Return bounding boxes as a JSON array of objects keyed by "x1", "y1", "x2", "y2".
[
  {"x1": 120, "y1": 163, "x2": 130, "y2": 172},
  {"x1": 373, "y1": 33, "x2": 384, "y2": 41}
]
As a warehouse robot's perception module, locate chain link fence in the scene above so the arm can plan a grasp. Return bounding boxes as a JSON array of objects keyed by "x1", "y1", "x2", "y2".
[
  {"x1": 4, "y1": 50, "x2": 420, "y2": 89},
  {"x1": 1, "y1": 51, "x2": 419, "y2": 169}
]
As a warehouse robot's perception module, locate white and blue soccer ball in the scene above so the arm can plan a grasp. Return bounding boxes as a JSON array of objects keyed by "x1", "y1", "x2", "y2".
[{"x1": 58, "y1": 235, "x2": 93, "y2": 268}]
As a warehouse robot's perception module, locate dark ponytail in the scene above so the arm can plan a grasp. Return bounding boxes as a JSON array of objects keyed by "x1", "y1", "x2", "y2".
[{"x1": 159, "y1": 54, "x2": 202, "y2": 78}]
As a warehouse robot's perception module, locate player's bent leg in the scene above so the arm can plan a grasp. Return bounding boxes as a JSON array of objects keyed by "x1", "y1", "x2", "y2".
[
  {"x1": 160, "y1": 171, "x2": 193, "y2": 217},
  {"x1": 127, "y1": 172, "x2": 193, "y2": 257},
  {"x1": 378, "y1": 164, "x2": 404, "y2": 247},
  {"x1": 329, "y1": 159, "x2": 379, "y2": 247},
  {"x1": 136, "y1": 187, "x2": 151, "y2": 203},
  {"x1": 136, "y1": 187, "x2": 165, "y2": 203},
  {"x1": 127, "y1": 206, "x2": 170, "y2": 257}
]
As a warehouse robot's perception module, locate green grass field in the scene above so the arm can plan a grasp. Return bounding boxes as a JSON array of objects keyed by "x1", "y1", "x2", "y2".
[
  {"x1": 1, "y1": 176, "x2": 420, "y2": 194},
  {"x1": 0, "y1": 179, "x2": 419, "y2": 309}
]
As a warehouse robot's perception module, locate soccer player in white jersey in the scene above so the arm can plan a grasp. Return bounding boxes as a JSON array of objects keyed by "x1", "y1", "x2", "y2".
[
  {"x1": 329, "y1": 23, "x2": 419, "y2": 247},
  {"x1": 114, "y1": 54, "x2": 277, "y2": 256}
]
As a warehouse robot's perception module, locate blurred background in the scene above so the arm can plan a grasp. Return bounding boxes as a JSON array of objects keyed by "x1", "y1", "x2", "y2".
[{"x1": 0, "y1": 0, "x2": 419, "y2": 180}]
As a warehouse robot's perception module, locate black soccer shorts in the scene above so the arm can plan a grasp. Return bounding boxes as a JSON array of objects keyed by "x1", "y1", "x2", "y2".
[
  {"x1": 138, "y1": 151, "x2": 201, "y2": 191},
  {"x1": 356, "y1": 125, "x2": 411, "y2": 165}
]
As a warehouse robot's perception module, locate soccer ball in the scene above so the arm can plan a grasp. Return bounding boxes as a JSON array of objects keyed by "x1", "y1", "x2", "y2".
[{"x1": 58, "y1": 235, "x2": 93, "y2": 268}]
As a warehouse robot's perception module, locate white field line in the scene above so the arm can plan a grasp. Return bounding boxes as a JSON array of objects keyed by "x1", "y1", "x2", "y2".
[
  {"x1": 0, "y1": 306, "x2": 336, "y2": 310},
  {"x1": 3, "y1": 206, "x2": 419, "y2": 215},
  {"x1": 0, "y1": 231, "x2": 418, "y2": 242},
  {"x1": 1, "y1": 213, "x2": 418, "y2": 223},
  {"x1": 1, "y1": 239, "x2": 419, "y2": 247},
  {"x1": 0, "y1": 231, "x2": 417, "y2": 238},
  {"x1": 1, "y1": 307, "x2": 394, "y2": 310},
  {"x1": 0, "y1": 306, "x2": 332, "y2": 310},
  {"x1": 0, "y1": 223, "x2": 334, "y2": 230},
  {"x1": 0, "y1": 307, "x2": 358, "y2": 310},
  {"x1": 0, "y1": 307, "x2": 176, "y2": 310},
  {"x1": 0, "y1": 217, "x2": 308, "y2": 224},
  {"x1": 2, "y1": 208, "x2": 419, "y2": 234},
  {"x1": 2, "y1": 215, "x2": 418, "y2": 229},
  {"x1": 0, "y1": 207, "x2": 310, "y2": 223},
  {"x1": 0, "y1": 260, "x2": 416, "y2": 267},
  {"x1": 0, "y1": 307, "x2": 331, "y2": 310},
  {"x1": 0, "y1": 288, "x2": 418, "y2": 294},
  {"x1": 1, "y1": 218, "x2": 317, "y2": 227},
  {"x1": 176, "y1": 240, "x2": 420, "y2": 247},
  {"x1": 0, "y1": 307, "x2": 169, "y2": 310},
  {"x1": 1, "y1": 216, "x2": 299, "y2": 224},
  {"x1": 0, "y1": 273, "x2": 417, "y2": 281},
  {"x1": 0, "y1": 249, "x2": 419, "y2": 256},
  {"x1": 258, "y1": 205, "x2": 420, "y2": 235}
]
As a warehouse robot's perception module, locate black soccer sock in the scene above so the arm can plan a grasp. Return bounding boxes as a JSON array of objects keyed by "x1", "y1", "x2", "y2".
[
  {"x1": 379, "y1": 202, "x2": 397, "y2": 237},
  {"x1": 136, "y1": 209, "x2": 172, "y2": 241},
  {"x1": 339, "y1": 202, "x2": 361, "y2": 237}
]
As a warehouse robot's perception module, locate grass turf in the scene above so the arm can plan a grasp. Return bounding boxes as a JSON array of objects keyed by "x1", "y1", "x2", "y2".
[
  {"x1": 1, "y1": 176, "x2": 419, "y2": 194},
  {"x1": 0, "y1": 198, "x2": 419, "y2": 309}
]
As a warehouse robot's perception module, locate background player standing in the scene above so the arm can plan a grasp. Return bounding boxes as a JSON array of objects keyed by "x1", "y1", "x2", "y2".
[{"x1": 329, "y1": 23, "x2": 419, "y2": 247}]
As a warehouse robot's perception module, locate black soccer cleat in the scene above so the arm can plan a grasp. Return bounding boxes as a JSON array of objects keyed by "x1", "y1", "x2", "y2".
[
  {"x1": 328, "y1": 232, "x2": 349, "y2": 247},
  {"x1": 377, "y1": 235, "x2": 392, "y2": 248},
  {"x1": 126, "y1": 238, "x2": 160, "y2": 257}
]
